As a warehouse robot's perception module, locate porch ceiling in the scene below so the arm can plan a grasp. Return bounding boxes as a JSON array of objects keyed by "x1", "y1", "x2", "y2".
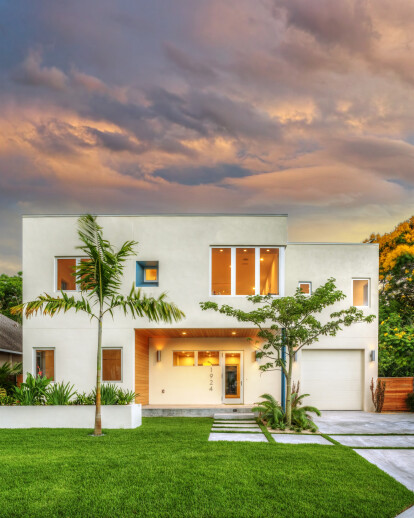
[{"x1": 135, "y1": 328, "x2": 260, "y2": 338}]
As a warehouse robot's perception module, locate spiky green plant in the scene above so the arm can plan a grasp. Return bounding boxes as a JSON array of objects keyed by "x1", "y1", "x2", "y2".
[
  {"x1": 13, "y1": 373, "x2": 51, "y2": 405},
  {"x1": 116, "y1": 388, "x2": 136, "y2": 405},
  {"x1": 252, "y1": 393, "x2": 285, "y2": 429},
  {"x1": 12, "y1": 214, "x2": 185, "y2": 435},
  {"x1": 0, "y1": 361, "x2": 22, "y2": 394},
  {"x1": 45, "y1": 381, "x2": 76, "y2": 405}
]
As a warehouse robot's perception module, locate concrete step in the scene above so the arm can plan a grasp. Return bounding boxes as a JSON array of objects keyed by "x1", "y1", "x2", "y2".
[{"x1": 214, "y1": 412, "x2": 256, "y2": 420}]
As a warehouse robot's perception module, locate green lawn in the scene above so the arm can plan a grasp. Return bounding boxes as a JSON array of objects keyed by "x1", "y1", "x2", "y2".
[{"x1": 0, "y1": 418, "x2": 412, "y2": 518}]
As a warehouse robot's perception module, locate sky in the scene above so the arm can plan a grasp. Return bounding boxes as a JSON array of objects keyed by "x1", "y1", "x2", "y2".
[{"x1": 0, "y1": 0, "x2": 413, "y2": 274}]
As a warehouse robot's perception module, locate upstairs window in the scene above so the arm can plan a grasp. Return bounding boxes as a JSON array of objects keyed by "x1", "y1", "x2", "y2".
[
  {"x1": 137, "y1": 261, "x2": 159, "y2": 287},
  {"x1": 353, "y1": 279, "x2": 369, "y2": 307},
  {"x1": 56, "y1": 257, "x2": 91, "y2": 291},
  {"x1": 299, "y1": 282, "x2": 312, "y2": 295},
  {"x1": 211, "y1": 247, "x2": 283, "y2": 296}
]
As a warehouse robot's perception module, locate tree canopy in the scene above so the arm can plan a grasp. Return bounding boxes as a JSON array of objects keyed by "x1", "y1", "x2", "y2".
[{"x1": 0, "y1": 272, "x2": 22, "y2": 323}]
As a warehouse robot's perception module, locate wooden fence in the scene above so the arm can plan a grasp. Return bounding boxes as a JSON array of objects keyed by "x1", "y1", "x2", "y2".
[{"x1": 378, "y1": 377, "x2": 413, "y2": 412}]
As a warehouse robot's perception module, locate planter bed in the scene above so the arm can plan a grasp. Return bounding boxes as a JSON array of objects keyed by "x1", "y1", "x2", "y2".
[{"x1": 0, "y1": 403, "x2": 141, "y2": 429}]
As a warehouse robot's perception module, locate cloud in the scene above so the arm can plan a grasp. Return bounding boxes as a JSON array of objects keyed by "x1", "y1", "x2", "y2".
[
  {"x1": 154, "y1": 163, "x2": 253, "y2": 185},
  {"x1": 12, "y1": 49, "x2": 68, "y2": 90}
]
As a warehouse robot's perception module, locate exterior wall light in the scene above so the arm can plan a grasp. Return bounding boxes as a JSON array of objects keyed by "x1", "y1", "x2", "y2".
[
  {"x1": 370, "y1": 350, "x2": 375, "y2": 362},
  {"x1": 156, "y1": 350, "x2": 161, "y2": 363}
]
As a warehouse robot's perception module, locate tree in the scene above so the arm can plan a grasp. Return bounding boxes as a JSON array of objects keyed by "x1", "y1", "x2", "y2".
[
  {"x1": 201, "y1": 278, "x2": 375, "y2": 426},
  {"x1": 365, "y1": 216, "x2": 414, "y2": 321},
  {"x1": 0, "y1": 272, "x2": 22, "y2": 323},
  {"x1": 12, "y1": 215, "x2": 185, "y2": 436}
]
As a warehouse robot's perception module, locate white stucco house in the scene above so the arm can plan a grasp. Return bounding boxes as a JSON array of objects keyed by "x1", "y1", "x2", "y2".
[{"x1": 22, "y1": 214, "x2": 378, "y2": 412}]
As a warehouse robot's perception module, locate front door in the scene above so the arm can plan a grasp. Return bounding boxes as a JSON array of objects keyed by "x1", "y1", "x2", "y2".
[{"x1": 222, "y1": 352, "x2": 243, "y2": 404}]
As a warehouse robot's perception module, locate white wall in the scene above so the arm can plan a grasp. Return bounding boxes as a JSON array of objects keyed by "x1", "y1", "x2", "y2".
[{"x1": 22, "y1": 215, "x2": 378, "y2": 410}]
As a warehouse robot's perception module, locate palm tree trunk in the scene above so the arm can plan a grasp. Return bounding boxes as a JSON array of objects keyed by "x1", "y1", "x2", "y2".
[
  {"x1": 285, "y1": 350, "x2": 293, "y2": 426},
  {"x1": 94, "y1": 314, "x2": 103, "y2": 436}
]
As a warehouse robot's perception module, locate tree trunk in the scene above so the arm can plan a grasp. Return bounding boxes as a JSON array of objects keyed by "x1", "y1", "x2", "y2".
[
  {"x1": 93, "y1": 315, "x2": 103, "y2": 436},
  {"x1": 285, "y1": 349, "x2": 294, "y2": 426}
]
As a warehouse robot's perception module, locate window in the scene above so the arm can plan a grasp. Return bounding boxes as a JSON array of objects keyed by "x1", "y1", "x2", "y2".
[
  {"x1": 211, "y1": 247, "x2": 283, "y2": 296},
  {"x1": 173, "y1": 351, "x2": 195, "y2": 366},
  {"x1": 353, "y1": 279, "x2": 369, "y2": 307},
  {"x1": 299, "y1": 282, "x2": 312, "y2": 295},
  {"x1": 260, "y1": 248, "x2": 279, "y2": 295},
  {"x1": 137, "y1": 261, "x2": 159, "y2": 287},
  {"x1": 56, "y1": 257, "x2": 89, "y2": 291},
  {"x1": 102, "y1": 349, "x2": 122, "y2": 381},
  {"x1": 35, "y1": 349, "x2": 54, "y2": 380},
  {"x1": 57, "y1": 258, "x2": 77, "y2": 291},
  {"x1": 198, "y1": 351, "x2": 220, "y2": 366},
  {"x1": 211, "y1": 248, "x2": 231, "y2": 295}
]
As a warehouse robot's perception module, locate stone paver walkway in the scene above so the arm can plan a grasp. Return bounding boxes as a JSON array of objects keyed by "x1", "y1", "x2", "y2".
[
  {"x1": 272, "y1": 434, "x2": 333, "y2": 445},
  {"x1": 208, "y1": 416, "x2": 268, "y2": 442},
  {"x1": 314, "y1": 411, "x2": 414, "y2": 434},
  {"x1": 334, "y1": 435, "x2": 414, "y2": 448},
  {"x1": 209, "y1": 432, "x2": 268, "y2": 442}
]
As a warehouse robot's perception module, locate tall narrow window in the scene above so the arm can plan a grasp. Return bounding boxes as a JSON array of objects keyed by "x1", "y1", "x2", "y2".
[
  {"x1": 353, "y1": 279, "x2": 369, "y2": 307},
  {"x1": 236, "y1": 248, "x2": 255, "y2": 295},
  {"x1": 102, "y1": 349, "x2": 122, "y2": 381},
  {"x1": 260, "y1": 248, "x2": 279, "y2": 295},
  {"x1": 35, "y1": 349, "x2": 55, "y2": 380},
  {"x1": 211, "y1": 248, "x2": 231, "y2": 295},
  {"x1": 57, "y1": 259, "x2": 77, "y2": 291}
]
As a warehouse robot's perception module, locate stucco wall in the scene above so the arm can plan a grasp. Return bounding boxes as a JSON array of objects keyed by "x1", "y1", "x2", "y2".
[{"x1": 21, "y1": 215, "x2": 378, "y2": 410}]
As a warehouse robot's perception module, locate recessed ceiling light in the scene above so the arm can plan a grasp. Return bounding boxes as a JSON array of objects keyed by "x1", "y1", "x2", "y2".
[
  {"x1": 219, "y1": 249, "x2": 223, "y2": 252},
  {"x1": 231, "y1": 331, "x2": 236, "y2": 335},
  {"x1": 266, "y1": 249, "x2": 270, "y2": 252},
  {"x1": 182, "y1": 331, "x2": 187, "y2": 335},
  {"x1": 243, "y1": 249, "x2": 247, "y2": 252}
]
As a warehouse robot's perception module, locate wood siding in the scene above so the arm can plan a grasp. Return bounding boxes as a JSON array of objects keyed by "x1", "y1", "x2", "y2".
[
  {"x1": 135, "y1": 328, "x2": 260, "y2": 339},
  {"x1": 379, "y1": 377, "x2": 413, "y2": 412},
  {"x1": 135, "y1": 332, "x2": 149, "y2": 405}
]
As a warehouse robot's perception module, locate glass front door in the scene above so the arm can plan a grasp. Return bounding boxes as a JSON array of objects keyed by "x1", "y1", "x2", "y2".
[{"x1": 223, "y1": 352, "x2": 243, "y2": 403}]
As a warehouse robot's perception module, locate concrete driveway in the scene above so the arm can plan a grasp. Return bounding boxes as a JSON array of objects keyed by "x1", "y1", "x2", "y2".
[{"x1": 314, "y1": 411, "x2": 414, "y2": 434}]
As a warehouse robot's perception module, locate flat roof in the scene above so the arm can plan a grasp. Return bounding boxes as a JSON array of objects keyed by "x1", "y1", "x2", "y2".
[
  {"x1": 287, "y1": 242, "x2": 378, "y2": 246},
  {"x1": 22, "y1": 213, "x2": 288, "y2": 218}
]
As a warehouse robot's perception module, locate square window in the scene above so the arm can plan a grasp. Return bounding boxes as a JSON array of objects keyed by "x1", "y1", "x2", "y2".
[
  {"x1": 198, "y1": 351, "x2": 220, "y2": 366},
  {"x1": 173, "y1": 351, "x2": 195, "y2": 366},
  {"x1": 299, "y1": 282, "x2": 311, "y2": 295},
  {"x1": 35, "y1": 349, "x2": 55, "y2": 380},
  {"x1": 144, "y1": 268, "x2": 158, "y2": 282},
  {"x1": 102, "y1": 349, "x2": 122, "y2": 381},
  {"x1": 353, "y1": 279, "x2": 369, "y2": 306},
  {"x1": 137, "y1": 261, "x2": 159, "y2": 287}
]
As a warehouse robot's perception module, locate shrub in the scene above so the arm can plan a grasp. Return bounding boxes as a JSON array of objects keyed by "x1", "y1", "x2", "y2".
[
  {"x1": 46, "y1": 381, "x2": 76, "y2": 405},
  {"x1": 73, "y1": 392, "x2": 94, "y2": 405},
  {"x1": 13, "y1": 373, "x2": 51, "y2": 405},
  {"x1": 406, "y1": 392, "x2": 414, "y2": 412},
  {"x1": 0, "y1": 387, "x2": 16, "y2": 405},
  {"x1": 253, "y1": 386, "x2": 320, "y2": 432},
  {"x1": 116, "y1": 389, "x2": 136, "y2": 405},
  {"x1": 0, "y1": 362, "x2": 22, "y2": 395},
  {"x1": 85, "y1": 385, "x2": 136, "y2": 405}
]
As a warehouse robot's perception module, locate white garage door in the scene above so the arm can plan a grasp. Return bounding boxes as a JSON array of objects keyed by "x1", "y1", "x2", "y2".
[{"x1": 301, "y1": 350, "x2": 363, "y2": 410}]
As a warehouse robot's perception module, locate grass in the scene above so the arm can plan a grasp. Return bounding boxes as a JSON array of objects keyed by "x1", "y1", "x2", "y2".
[{"x1": 0, "y1": 418, "x2": 413, "y2": 518}]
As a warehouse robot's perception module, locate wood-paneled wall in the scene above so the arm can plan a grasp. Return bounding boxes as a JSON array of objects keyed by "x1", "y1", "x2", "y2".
[
  {"x1": 379, "y1": 377, "x2": 413, "y2": 412},
  {"x1": 135, "y1": 332, "x2": 149, "y2": 405}
]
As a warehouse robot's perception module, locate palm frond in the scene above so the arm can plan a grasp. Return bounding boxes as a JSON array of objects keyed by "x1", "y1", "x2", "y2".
[{"x1": 11, "y1": 293, "x2": 94, "y2": 319}]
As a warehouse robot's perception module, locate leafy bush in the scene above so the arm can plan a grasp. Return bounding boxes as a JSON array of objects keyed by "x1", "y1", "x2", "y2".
[
  {"x1": 406, "y1": 392, "x2": 414, "y2": 412},
  {"x1": 13, "y1": 373, "x2": 51, "y2": 405},
  {"x1": 90, "y1": 384, "x2": 136, "y2": 405},
  {"x1": 253, "y1": 386, "x2": 321, "y2": 432},
  {"x1": 0, "y1": 362, "x2": 22, "y2": 394},
  {"x1": 73, "y1": 392, "x2": 95, "y2": 405},
  {"x1": 116, "y1": 389, "x2": 136, "y2": 405},
  {"x1": 45, "y1": 381, "x2": 76, "y2": 405},
  {"x1": 379, "y1": 313, "x2": 414, "y2": 377},
  {"x1": 0, "y1": 387, "x2": 16, "y2": 405}
]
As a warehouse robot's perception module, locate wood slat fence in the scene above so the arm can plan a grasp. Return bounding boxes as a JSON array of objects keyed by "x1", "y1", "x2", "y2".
[{"x1": 378, "y1": 377, "x2": 413, "y2": 412}]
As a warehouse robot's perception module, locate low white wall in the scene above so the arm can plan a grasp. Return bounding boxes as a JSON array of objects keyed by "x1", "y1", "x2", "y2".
[{"x1": 0, "y1": 404, "x2": 142, "y2": 429}]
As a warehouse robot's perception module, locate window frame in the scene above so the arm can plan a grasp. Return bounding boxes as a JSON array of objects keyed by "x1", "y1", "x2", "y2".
[
  {"x1": 102, "y1": 347, "x2": 123, "y2": 383},
  {"x1": 33, "y1": 347, "x2": 55, "y2": 381},
  {"x1": 172, "y1": 350, "x2": 196, "y2": 367},
  {"x1": 298, "y1": 281, "x2": 312, "y2": 296},
  {"x1": 209, "y1": 246, "x2": 285, "y2": 297},
  {"x1": 352, "y1": 278, "x2": 370, "y2": 308},
  {"x1": 55, "y1": 257, "x2": 86, "y2": 292}
]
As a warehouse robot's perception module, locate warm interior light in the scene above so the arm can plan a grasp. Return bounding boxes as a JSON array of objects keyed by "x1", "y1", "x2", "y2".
[
  {"x1": 243, "y1": 249, "x2": 247, "y2": 252},
  {"x1": 219, "y1": 249, "x2": 223, "y2": 252},
  {"x1": 260, "y1": 258, "x2": 264, "y2": 261},
  {"x1": 266, "y1": 249, "x2": 270, "y2": 252},
  {"x1": 182, "y1": 331, "x2": 187, "y2": 335},
  {"x1": 231, "y1": 331, "x2": 236, "y2": 335}
]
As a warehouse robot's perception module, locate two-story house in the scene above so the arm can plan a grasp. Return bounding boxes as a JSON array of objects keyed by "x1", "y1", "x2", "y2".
[{"x1": 22, "y1": 214, "x2": 378, "y2": 412}]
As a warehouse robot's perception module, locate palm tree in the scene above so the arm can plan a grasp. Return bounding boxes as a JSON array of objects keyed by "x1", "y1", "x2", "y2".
[{"x1": 12, "y1": 215, "x2": 185, "y2": 436}]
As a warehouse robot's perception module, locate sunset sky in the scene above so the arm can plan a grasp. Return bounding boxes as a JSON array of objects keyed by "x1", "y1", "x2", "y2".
[{"x1": 1, "y1": 0, "x2": 413, "y2": 274}]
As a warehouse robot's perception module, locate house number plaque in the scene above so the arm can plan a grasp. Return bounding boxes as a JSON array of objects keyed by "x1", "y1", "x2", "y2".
[{"x1": 209, "y1": 367, "x2": 213, "y2": 391}]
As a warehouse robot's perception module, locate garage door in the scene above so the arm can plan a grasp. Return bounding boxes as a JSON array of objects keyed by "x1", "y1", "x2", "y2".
[{"x1": 301, "y1": 350, "x2": 363, "y2": 410}]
